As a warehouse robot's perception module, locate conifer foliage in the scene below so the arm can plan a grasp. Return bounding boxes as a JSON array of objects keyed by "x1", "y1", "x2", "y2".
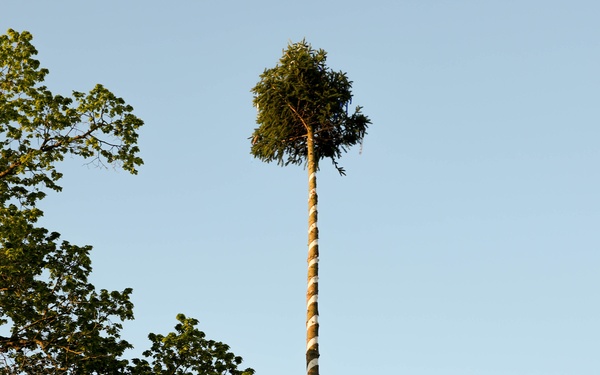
[
  {"x1": 250, "y1": 40, "x2": 370, "y2": 175},
  {"x1": 250, "y1": 40, "x2": 370, "y2": 375}
]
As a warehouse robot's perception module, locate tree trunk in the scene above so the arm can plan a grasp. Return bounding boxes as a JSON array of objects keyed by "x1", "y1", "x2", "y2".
[{"x1": 305, "y1": 127, "x2": 320, "y2": 375}]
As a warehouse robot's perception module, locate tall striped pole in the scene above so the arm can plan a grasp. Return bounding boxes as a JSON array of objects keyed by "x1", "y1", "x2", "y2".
[{"x1": 306, "y1": 129, "x2": 320, "y2": 375}]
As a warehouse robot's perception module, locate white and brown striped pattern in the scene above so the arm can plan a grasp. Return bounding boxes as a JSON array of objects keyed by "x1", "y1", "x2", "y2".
[{"x1": 306, "y1": 166, "x2": 320, "y2": 374}]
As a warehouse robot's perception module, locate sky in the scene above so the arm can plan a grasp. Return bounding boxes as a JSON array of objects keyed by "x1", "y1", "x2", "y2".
[{"x1": 2, "y1": 1, "x2": 600, "y2": 374}]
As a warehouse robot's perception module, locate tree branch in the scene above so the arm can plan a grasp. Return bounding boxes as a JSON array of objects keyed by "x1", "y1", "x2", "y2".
[
  {"x1": 286, "y1": 102, "x2": 311, "y2": 133},
  {"x1": 0, "y1": 335, "x2": 35, "y2": 352}
]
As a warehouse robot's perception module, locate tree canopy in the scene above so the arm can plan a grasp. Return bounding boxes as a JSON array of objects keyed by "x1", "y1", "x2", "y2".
[
  {"x1": 0, "y1": 29, "x2": 143, "y2": 211},
  {"x1": 250, "y1": 40, "x2": 370, "y2": 175},
  {"x1": 129, "y1": 314, "x2": 253, "y2": 375},
  {"x1": 0, "y1": 29, "x2": 253, "y2": 375}
]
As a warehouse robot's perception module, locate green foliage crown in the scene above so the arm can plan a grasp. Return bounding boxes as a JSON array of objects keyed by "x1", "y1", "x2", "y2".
[{"x1": 250, "y1": 39, "x2": 370, "y2": 175}]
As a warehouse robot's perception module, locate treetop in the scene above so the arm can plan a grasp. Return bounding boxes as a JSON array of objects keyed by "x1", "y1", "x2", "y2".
[{"x1": 250, "y1": 39, "x2": 370, "y2": 175}]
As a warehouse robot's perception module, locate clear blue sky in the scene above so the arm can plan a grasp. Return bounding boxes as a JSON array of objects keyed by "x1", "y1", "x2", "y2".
[{"x1": 3, "y1": 1, "x2": 599, "y2": 374}]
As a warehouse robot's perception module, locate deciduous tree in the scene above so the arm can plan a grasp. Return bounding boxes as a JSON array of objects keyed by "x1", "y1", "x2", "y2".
[
  {"x1": 250, "y1": 40, "x2": 370, "y2": 375},
  {"x1": 0, "y1": 27, "x2": 143, "y2": 374},
  {"x1": 0, "y1": 29, "x2": 253, "y2": 375},
  {"x1": 129, "y1": 314, "x2": 254, "y2": 375}
]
